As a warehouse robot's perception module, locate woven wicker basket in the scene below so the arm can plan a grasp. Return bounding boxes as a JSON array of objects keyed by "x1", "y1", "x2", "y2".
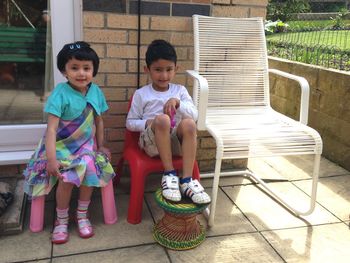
[{"x1": 153, "y1": 188, "x2": 208, "y2": 250}]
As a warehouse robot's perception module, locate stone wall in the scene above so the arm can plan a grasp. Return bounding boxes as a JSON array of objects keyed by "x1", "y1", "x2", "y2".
[{"x1": 269, "y1": 57, "x2": 350, "y2": 171}]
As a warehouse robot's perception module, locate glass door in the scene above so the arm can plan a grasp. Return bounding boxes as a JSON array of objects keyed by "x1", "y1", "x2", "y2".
[{"x1": 0, "y1": 0, "x2": 52, "y2": 125}]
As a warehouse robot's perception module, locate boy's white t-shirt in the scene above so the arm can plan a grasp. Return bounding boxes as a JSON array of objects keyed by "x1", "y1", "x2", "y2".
[{"x1": 126, "y1": 83, "x2": 198, "y2": 132}]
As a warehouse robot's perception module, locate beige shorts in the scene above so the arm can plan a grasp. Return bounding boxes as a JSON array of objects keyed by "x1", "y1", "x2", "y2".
[{"x1": 139, "y1": 125, "x2": 182, "y2": 157}]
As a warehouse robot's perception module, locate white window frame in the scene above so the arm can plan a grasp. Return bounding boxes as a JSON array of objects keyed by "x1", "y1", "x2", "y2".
[
  {"x1": 51, "y1": 0, "x2": 83, "y2": 86},
  {"x1": 0, "y1": 0, "x2": 83, "y2": 165}
]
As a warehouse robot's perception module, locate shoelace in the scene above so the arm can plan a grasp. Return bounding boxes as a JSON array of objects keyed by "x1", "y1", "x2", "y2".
[
  {"x1": 188, "y1": 180, "x2": 204, "y2": 193},
  {"x1": 163, "y1": 176, "x2": 179, "y2": 189}
]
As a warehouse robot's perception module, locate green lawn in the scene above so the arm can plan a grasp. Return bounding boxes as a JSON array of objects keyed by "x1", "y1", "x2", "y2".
[
  {"x1": 267, "y1": 30, "x2": 350, "y2": 50},
  {"x1": 266, "y1": 20, "x2": 350, "y2": 71},
  {"x1": 287, "y1": 20, "x2": 350, "y2": 29}
]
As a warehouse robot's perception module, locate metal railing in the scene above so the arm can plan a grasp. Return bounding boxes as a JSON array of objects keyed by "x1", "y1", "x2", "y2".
[
  {"x1": 268, "y1": 38, "x2": 350, "y2": 71},
  {"x1": 266, "y1": 11, "x2": 350, "y2": 70}
]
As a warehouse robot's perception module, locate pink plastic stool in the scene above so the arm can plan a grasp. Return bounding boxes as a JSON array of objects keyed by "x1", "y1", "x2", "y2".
[
  {"x1": 29, "y1": 195, "x2": 45, "y2": 232},
  {"x1": 29, "y1": 180, "x2": 117, "y2": 232},
  {"x1": 101, "y1": 180, "x2": 117, "y2": 224}
]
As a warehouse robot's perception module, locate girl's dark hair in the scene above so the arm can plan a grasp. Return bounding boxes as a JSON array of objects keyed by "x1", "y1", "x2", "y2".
[
  {"x1": 57, "y1": 41, "x2": 99, "y2": 76},
  {"x1": 145, "y1": 39, "x2": 177, "y2": 67}
]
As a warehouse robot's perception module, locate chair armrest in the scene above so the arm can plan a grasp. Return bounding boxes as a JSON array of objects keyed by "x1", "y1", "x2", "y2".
[
  {"x1": 186, "y1": 70, "x2": 209, "y2": 130},
  {"x1": 269, "y1": 68, "x2": 310, "y2": 125}
]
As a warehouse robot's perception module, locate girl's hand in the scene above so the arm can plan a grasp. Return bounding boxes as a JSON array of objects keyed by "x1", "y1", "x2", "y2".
[
  {"x1": 163, "y1": 98, "x2": 179, "y2": 117},
  {"x1": 98, "y1": 146, "x2": 112, "y2": 161},
  {"x1": 46, "y1": 159, "x2": 62, "y2": 178}
]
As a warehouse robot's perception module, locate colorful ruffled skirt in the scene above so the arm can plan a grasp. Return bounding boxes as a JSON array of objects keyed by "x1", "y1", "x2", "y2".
[{"x1": 23, "y1": 105, "x2": 116, "y2": 197}]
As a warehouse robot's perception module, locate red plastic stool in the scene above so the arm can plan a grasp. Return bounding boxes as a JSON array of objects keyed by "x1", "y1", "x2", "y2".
[
  {"x1": 116, "y1": 96, "x2": 201, "y2": 224},
  {"x1": 117, "y1": 134, "x2": 200, "y2": 224},
  {"x1": 29, "y1": 180, "x2": 117, "y2": 232}
]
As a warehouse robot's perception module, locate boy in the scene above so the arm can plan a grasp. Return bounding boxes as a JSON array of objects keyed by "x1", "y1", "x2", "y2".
[{"x1": 126, "y1": 39, "x2": 211, "y2": 205}]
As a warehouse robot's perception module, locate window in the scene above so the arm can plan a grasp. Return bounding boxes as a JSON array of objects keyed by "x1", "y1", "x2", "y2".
[
  {"x1": 0, "y1": 0, "x2": 51, "y2": 124},
  {"x1": 0, "y1": 0, "x2": 82, "y2": 155}
]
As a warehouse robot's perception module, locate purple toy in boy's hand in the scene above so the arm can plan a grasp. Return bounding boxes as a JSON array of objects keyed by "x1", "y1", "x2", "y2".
[{"x1": 170, "y1": 110, "x2": 176, "y2": 128}]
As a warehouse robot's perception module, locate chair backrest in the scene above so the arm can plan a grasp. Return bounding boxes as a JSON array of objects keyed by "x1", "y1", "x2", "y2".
[{"x1": 192, "y1": 15, "x2": 270, "y2": 109}]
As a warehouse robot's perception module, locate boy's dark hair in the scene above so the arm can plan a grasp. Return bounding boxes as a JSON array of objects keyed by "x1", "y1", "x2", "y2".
[
  {"x1": 57, "y1": 41, "x2": 99, "y2": 77},
  {"x1": 145, "y1": 39, "x2": 177, "y2": 67}
]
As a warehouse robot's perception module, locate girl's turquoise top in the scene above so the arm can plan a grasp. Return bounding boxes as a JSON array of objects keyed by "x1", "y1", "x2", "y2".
[{"x1": 44, "y1": 82, "x2": 108, "y2": 120}]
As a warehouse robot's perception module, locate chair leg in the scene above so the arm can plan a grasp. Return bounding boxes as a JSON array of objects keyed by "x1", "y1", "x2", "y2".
[
  {"x1": 114, "y1": 157, "x2": 124, "y2": 186},
  {"x1": 205, "y1": 154, "x2": 321, "y2": 226},
  {"x1": 30, "y1": 195, "x2": 45, "y2": 232},
  {"x1": 247, "y1": 153, "x2": 321, "y2": 216},
  {"x1": 116, "y1": 157, "x2": 124, "y2": 174},
  {"x1": 208, "y1": 157, "x2": 222, "y2": 227},
  {"x1": 301, "y1": 153, "x2": 321, "y2": 215},
  {"x1": 193, "y1": 161, "x2": 200, "y2": 180},
  {"x1": 101, "y1": 180, "x2": 117, "y2": 224},
  {"x1": 127, "y1": 167, "x2": 146, "y2": 224}
]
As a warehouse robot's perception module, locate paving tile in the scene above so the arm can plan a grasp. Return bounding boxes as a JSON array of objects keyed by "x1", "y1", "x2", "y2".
[
  {"x1": 144, "y1": 173, "x2": 163, "y2": 192},
  {"x1": 167, "y1": 233, "x2": 284, "y2": 263},
  {"x1": 53, "y1": 194, "x2": 155, "y2": 257},
  {"x1": 294, "y1": 175, "x2": 350, "y2": 221},
  {"x1": 255, "y1": 155, "x2": 349, "y2": 180},
  {"x1": 200, "y1": 176, "x2": 253, "y2": 189},
  {"x1": 249, "y1": 156, "x2": 313, "y2": 181},
  {"x1": 114, "y1": 175, "x2": 131, "y2": 195},
  {"x1": 200, "y1": 156, "x2": 348, "y2": 187},
  {"x1": 2, "y1": 155, "x2": 349, "y2": 263},
  {"x1": 144, "y1": 171, "x2": 249, "y2": 192},
  {"x1": 116, "y1": 172, "x2": 165, "y2": 193},
  {"x1": 261, "y1": 223, "x2": 350, "y2": 263},
  {"x1": 222, "y1": 182, "x2": 340, "y2": 231},
  {"x1": 0, "y1": 200, "x2": 54, "y2": 263},
  {"x1": 145, "y1": 188, "x2": 256, "y2": 237},
  {"x1": 198, "y1": 157, "x2": 299, "y2": 188},
  {"x1": 248, "y1": 158, "x2": 289, "y2": 180},
  {"x1": 197, "y1": 155, "x2": 348, "y2": 190},
  {"x1": 52, "y1": 244, "x2": 169, "y2": 263},
  {"x1": 25, "y1": 260, "x2": 51, "y2": 263},
  {"x1": 0, "y1": 179, "x2": 26, "y2": 235}
]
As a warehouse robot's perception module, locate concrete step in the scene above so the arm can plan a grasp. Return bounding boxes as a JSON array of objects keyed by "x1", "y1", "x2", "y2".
[{"x1": 0, "y1": 178, "x2": 26, "y2": 235}]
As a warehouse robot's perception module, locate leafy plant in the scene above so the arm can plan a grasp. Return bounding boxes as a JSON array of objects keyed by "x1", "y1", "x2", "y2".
[
  {"x1": 267, "y1": 0, "x2": 310, "y2": 22},
  {"x1": 265, "y1": 20, "x2": 289, "y2": 34},
  {"x1": 310, "y1": 2, "x2": 346, "y2": 13},
  {"x1": 330, "y1": 8, "x2": 349, "y2": 29}
]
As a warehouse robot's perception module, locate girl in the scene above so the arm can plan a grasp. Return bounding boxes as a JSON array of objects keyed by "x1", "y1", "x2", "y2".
[{"x1": 23, "y1": 41, "x2": 115, "y2": 244}]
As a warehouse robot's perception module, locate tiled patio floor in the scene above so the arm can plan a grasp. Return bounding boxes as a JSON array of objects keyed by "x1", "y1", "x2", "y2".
[{"x1": 1, "y1": 155, "x2": 350, "y2": 263}]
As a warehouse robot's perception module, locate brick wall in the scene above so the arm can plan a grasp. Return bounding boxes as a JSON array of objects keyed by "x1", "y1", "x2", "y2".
[
  {"x1": 83, "y1": 0, "x2": 267, "y2": 18},
  {"x1": 0, "y1": 1, "x2": 267, "y2": 176},
  {"x1": 83, "y1": 0, "x2": 268, "y2": 171},
  {"x1": 212, "y1": 0, "x2": 267, "y2": 17},
  {"x1": 84, "y1": 13, "x2": 195, "y2": 167}
]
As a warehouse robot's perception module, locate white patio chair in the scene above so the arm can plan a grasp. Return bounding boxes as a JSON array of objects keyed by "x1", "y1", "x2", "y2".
[{"x1": 187, "y1": 15, "x2": 323, "y2": 226}]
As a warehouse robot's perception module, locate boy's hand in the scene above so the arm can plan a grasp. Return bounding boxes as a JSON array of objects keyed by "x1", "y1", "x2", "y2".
[{"x1": 164, "y1": 98, "x2": 180, "y2": 116}]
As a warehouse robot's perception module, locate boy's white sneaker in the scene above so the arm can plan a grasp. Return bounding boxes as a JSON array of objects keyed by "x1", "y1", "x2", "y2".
[
  {"x1": 180, "y1": 179, "x2": 211, "y2": 205},
  {"x1": 161, "y1": 174, "x2": 181, "y2": 202}
]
